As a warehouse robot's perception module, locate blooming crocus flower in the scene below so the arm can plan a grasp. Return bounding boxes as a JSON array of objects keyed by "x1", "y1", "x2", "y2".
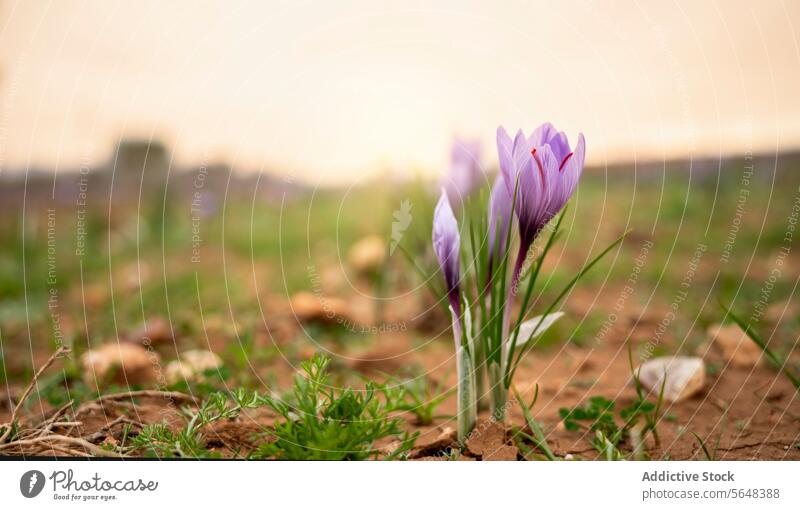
[
  {"x1": 493, "y1": 122, "x2": 585, "y2": 402},
  {"x1": 432, "y1": 189, "x2": 462, "y2": 317},
  {"x1": 442, "y1": 138, "x2": 483, "y2": 209},
  {"x1": 497, "y1": 123, "x2": 585, "y2": 280}
]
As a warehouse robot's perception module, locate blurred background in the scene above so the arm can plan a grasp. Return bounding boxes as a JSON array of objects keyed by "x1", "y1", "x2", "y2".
[
  {"x1": 2, "y1": 0, "x2": 800, "y2": 180},
  {"x1": 0, "y1": 0, "x2": 799, "y2": 422}
]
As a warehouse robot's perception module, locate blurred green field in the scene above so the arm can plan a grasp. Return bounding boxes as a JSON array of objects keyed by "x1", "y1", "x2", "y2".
[{"x1": 1, "y1": 155, "x2": 799, "y2": 386}]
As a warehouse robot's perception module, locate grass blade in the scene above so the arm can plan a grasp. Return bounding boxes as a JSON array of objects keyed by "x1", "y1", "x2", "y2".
[
  {"x1": 506, "y1": 230, "x2": 629, "y2": 386},
  {"x1": 513, "y1": 386, "x2": 557, "y2": 461}
]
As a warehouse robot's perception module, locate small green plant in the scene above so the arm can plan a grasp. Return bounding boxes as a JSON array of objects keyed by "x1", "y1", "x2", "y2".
[
  {"x1": 557, "y1": 394, "x2": 626, "y2": 460},
  {"x1": 512, "y1": 385, "x2": 557, "y2": 461},
  {"x1": 594, "y1": 430, "x2": 625, "y2": 461},
  {"x1": 444, "y1": 448, "x2": 461, "y2": 461},
  {"x1": 253, "y1": 354, "x2": 418, "y2": 460},
  {"x1": 692, "y1": 431, "x2": 721, "y2": 461},
  {"x1": 383, "y1": 371, "x2": 453, "y2": 426},
  {"x1": 692, "y1": 404, "x2": 728, "y2": 461},
  {"x1": 132, "y1": 389, "x2": 262, "y2": 458},
  {"x1": 626, "y1": 347, "x2": 666, "y2": 447},
  {"x1": 560, "y1": 396, "x2": 619, "y2": 448},
  {"x1": 559, "y1": 356, "x2": 666, "y2": 460}
]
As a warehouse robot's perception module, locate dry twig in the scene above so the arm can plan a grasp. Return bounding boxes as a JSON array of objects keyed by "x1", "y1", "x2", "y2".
[
  {"x1": 32, "y1": 400, "x2": 76, "y2": 439},
  {"x1": 0, "y1": 434, "x2": 122, "y2": 457},
  {"x1": 84, "y1": 416, "x2": 145, "y2": 443},
  {"x1": 0, "y1": 346, "x2": 70, "y2": 443},
  {"x1": 1, "y1": 349, "x2": 195, "y2": 458},
  {"x1": 90, "y1": 389, "x2": 196, "y2": 405}
]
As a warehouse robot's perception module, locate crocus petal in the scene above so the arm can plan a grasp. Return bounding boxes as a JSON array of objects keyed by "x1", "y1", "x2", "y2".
[
  {"x1": 496, "y1": 126, "x2": 515, "y2": 197},
  {"x1": 433, "y1": 190, "x2": 461, "y2": 316},
  {"x1": 511, "y1": 129, "x2": 530, "y2": 182},
  {"x1": 530, "y1": 122, "x2": 570, "y2": 162},
  {"x1": 514, "y1": 312, "x2": 565, "y2": 347},
  {"x1": 549, "y1": 131, "x2": 571, "y2": 163},
  {"x1": 561, "y1": 132, "x2": 585, "y2": 200},
  {"x1": 443, "y1": 138, "x2": 483, "y2": 208},
  {"x1": 488, "y1": 176, "x2": 513, "y2": 259},
  {"x1": 529, "y1": 122, "x2": 556, "y2": 146}
]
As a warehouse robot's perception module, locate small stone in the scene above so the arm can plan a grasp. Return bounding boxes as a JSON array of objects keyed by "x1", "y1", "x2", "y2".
[
  {"x1": 81, "y1": 343, "x2": 160, "y2": 387},
  {"x1": 347, "y1": 235, "x2": 386, "y2": 273},
  {"x1": 765, "y1": 300, "x2": 800, "y2": 323},
  {"x1": 636, "y1": 356, "x2": 705, "y2": 402},
  {"x1": 125, "y1": 316, "x2": 173, "y2": 346},
  {"x1": 290, "y1": 291, "x2": 351, "y2": 325},
  {"x1": 319, "y1": 265, "x2": 346, "y2": 294},
  {"x1": 564, "y1": 453, "x2": 574, "y2": 460},
  {"x1": 707, "y1": 323, "x2": 762, "y2": 367},
  {"x1": 165, "y1": 349, "x2": 223, "y2": 384}
]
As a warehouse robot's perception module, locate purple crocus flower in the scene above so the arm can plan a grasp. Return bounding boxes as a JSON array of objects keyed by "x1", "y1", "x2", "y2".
[
  {"x1": 497, "y1": 122, "x2": 585, "y2": 281},
  {"x1": 432, "y1": 189, "x2": 462, "y2": 317},
  {"x1": 433, "y1": 190, "x2": 476, "y2": 441},
  {"x1": 443, "y1": 138, "x2": 483, "y2": 209}
]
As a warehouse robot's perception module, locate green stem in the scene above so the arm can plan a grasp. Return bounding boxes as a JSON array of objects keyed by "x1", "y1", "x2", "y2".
[
  {"x1": 487, "y1": 362, "x2": 507, "y2": 423},
  {"x1": 456, "y1": 345, "x2": 477, "y2": 443},
  {"x1": 474, "y1": 341, "x2": 488, "y2": 411},
  {"x1": 505, "y1": 230, "x2": 629, "y2": 387}
]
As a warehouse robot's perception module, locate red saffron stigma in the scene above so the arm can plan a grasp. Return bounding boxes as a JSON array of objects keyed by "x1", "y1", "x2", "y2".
[
  {"x1": 531, "y1": 148, "x2": 545, "y2": 179},
  {"x1": 559, "y1": 152, "x2": 574, "y2": 172}
]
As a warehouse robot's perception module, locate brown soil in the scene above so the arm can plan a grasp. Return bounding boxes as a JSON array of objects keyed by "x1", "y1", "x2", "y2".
[
  {"x1": 392, "y1": 329, "x2": 800, "y2": 460},
  {"x1": 2, "y1": 307, "x2": 799, "y2": 460}
]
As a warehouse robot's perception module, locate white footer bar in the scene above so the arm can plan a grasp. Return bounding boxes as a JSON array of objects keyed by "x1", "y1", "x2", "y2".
[{"x1": 1, "y1": 460, "x2": 797, "y2": 509}]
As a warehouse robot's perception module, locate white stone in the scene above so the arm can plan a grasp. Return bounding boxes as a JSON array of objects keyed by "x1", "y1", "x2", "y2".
[
  {"x1": 81, "y1": 342, "x2": 160, "y2": 387},
  {"x1": 707, "y1": 323, "x2": 762, "y2": 367},
  {"x1": 636, "y1": 356, "x2": 705, "y2": 402},
  {"x1": 165, "y1": 349, "x2": 223, "y2": 384}
]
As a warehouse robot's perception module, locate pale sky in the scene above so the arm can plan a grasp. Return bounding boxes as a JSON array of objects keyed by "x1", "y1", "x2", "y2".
[{"x1": 1, "y1": 0, "x2": 799, "y2": 184}]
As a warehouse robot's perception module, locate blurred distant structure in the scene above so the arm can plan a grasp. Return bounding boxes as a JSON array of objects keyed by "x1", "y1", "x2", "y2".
[{"x1": 112, "y1": 139, "x2": 170, "y2": 185}]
